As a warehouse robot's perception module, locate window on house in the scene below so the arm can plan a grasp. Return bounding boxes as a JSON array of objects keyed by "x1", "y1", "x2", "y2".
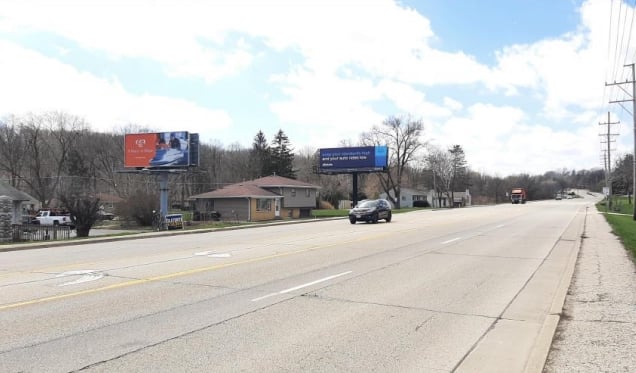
[
  {"x1": 291, "y1": 188, "x2": 296, "y2": 197},
  {"x1": 256, "y1": 199, "x2": 271, "y2": 211},
  {"x1": 305, "y1": 188, "x2": 310, "y2": 197}
]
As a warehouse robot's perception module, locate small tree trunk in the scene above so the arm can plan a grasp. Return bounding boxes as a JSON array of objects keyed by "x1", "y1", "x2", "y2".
[{"x1": 76, "y1": 225, "x2": 91, "y2": 237}]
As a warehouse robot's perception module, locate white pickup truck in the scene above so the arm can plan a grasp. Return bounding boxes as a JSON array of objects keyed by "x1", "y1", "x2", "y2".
[{"x1": 34, "y1": 210, "x2": 76, "y2": 229}]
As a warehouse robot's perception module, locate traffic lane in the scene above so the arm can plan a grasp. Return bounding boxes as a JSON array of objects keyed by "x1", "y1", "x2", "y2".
[
  {"x1": 0, "y1": 202, "x2": 579, "y2": 334},
  {"x1": 0, "y1": 219, "x2": 395, "y2": 306},
  {"x1": 83, "y1": 295, "x2": 492, "y2": 372},
  {"x1": 0, "y1": 203, "x2": 540, "y2": 314},
  {"x1": 0, "y1": 215, "x2": 451, "y2": 356},
  {"x1": 77, "y1": 206, "x2": 585, "y2": 372},
  {"x1": 1, "y1": 202, "x2": 588, "y2": 370}
]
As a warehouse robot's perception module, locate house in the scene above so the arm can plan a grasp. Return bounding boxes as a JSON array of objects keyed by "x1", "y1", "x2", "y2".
[
  {"x1": 96, "y1": 193, "x2": 125, "y2": 212},
  {"x1": 381, "y1": 187, "x2": 472, "y2": 208},
  {"x1": 380, "y1": 187, "x2": 428, "y2": 208},
  {"x1": 0, "y1": 182, "x2": 37, "y2": 224},
  {"x1": 189, "y1": 175, "x2": 320, "y2": 222},
  {"x1": 0, "y1": 182, "x2": 39, "y2": 242},
  {"x1": 427, "y1": 189, "x2": 472, "y2": 208}
]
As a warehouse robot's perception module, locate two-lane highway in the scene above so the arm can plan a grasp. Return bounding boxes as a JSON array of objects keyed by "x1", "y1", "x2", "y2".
[{"x1": 0, "y1": 197, "x2": 593, "y2": 372}]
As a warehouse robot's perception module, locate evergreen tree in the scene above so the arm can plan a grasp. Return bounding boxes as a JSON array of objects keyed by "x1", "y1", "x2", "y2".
[
  {"x1": 449, "y1": 145, "x2": 469, "y2": 203},
  {"x1": 250, "y1": 130, "x2": 272, "y2": 177},
  {"x1": 270, "y1": 129, "x2": 295, "y2": 178}
]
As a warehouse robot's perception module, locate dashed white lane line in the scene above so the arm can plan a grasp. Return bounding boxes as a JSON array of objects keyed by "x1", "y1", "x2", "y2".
[
  {"x1": 251, "y1": 271, "x2": 353, "y2": 302},
  {"x1": 441, "y1": 237, "x2": 461, "y2": 245}
]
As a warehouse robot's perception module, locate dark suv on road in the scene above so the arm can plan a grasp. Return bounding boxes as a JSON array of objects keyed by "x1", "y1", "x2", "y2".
[{"x1": 348, "y1": 199, "x2": 392, "y2": 224}]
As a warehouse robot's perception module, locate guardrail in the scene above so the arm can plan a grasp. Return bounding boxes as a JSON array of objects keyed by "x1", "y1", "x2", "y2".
[{"x1": 11, "y1": 224, "x2": 72, "y2": 242}]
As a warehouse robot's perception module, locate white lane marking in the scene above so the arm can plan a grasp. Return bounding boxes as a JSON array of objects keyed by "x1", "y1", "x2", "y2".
[
  {"x1": 209, "y1": 253, "x2": 231, "y2": 258},
  {"x1": 251, "y1": 271, "x2": 353, "y2": 302},
  {"x1": 56, "y1": 270, "x2": 104, "y2": 287},
  {"x1": 280, "y1": 271, "x2": 353, "y2": 294},
  {"x1": 496, "y1": 224, "x2": 506, "y2": 228},
  {"x1": 441, "y1": 237, "x2": 461, "y2": 245},
  {"x1": 194, "y1": 251, "x2": 212, "y2": 256},
  {"x1": 194, "y1": 251, "x2": 231, "y2": 258},
  {"x1": 251, "y1": 293, "x2": 278, "y2": 302}
]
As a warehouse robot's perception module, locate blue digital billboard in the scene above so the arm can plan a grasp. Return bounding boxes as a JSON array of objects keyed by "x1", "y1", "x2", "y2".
[{"x1": 318, "y1": 146, "x2": 389, "y2": 174}]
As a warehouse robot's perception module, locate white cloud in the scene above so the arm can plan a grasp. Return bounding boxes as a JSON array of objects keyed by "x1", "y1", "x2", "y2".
[
  {"x1": 0, "y1": 41, "x2": 231, "y2": 139},
  {"x1": 0, "y1": 0, "x2": 625, "y2": 176},
  {"x1": 433, "y1": 103, "x2": 601, "y2": 175}
]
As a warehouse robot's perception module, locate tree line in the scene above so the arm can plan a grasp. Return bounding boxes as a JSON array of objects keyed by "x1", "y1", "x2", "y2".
[{"x1": 0, "y1": 111, "x2": 614, "y2": 234}]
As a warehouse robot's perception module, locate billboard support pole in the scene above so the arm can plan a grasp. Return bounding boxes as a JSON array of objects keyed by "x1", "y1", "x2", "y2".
[
  {"x1": 352, "y1": 172, "x2": 358, "y2": 208},
  {"x1": 159, "y1": 172, "x2": 169, "y2": 228}
]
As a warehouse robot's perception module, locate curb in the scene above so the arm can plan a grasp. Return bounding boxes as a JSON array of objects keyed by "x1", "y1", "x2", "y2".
[
  {"x1": 0, "y1": 217, "x2": 345, "y2": 253},
  {"x1": 523, "y1": 206, "x2": 588, "y2": 373}
]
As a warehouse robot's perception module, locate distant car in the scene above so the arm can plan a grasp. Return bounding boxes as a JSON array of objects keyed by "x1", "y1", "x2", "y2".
[
  {"x1": 97, "y1": 210, "x2": 116, "y2": 220},
  {"x1": 348, "y1": 199, "x2": 392, "y2": 224}
]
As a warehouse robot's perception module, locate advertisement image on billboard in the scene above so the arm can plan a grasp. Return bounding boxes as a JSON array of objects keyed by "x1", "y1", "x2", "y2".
[
  {"x1": 125, "y1": 131, "x2": 190, "y2": 168},
  {"x1": 318, "y1": 146, "x2": 388, "y2": 174}
]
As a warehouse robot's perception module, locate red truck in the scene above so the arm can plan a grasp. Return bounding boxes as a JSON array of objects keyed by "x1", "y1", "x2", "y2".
[{"x1": 510, "y1": 188, "x2": 527, "y2": 204}]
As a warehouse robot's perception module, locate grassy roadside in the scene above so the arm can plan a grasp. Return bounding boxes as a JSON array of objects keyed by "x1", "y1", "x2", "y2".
[{"x1": 597, "y1": 196, "x2": 636, "y2": 257}]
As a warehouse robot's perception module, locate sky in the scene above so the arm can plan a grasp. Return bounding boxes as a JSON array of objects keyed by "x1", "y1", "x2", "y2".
[{"x1": 0, "y1": 0, "x2": 635, "y2": 176}]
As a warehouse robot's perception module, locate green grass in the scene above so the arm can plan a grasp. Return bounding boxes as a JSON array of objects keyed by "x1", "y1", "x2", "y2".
[
  {"x1": 597, "y1": 196, "x2": 634, "y2": 215},
  {"x1": 596, "y1": 196, "x2": 636, "y2": 257}
]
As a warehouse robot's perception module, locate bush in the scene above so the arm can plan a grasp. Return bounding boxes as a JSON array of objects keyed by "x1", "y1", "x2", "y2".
[
  {"x1": 319, "y1": 200, "x2": 335, "y2": 209},
  {"x1": 117, "y1": 190, "x2": 159, "y2": 226}
]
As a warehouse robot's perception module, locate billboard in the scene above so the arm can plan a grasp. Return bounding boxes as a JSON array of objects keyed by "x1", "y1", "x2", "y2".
[
  {"x1": 318, "y1": 146, "x2": 389, "y2": 174},
  {"x1": 125, "y1": 132, "x2": 191, "y2": 168}
]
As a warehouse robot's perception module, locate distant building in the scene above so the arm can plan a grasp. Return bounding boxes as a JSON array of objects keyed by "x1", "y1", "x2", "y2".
[
  {"x1": 380, "y1": 187, "x2": 428, "y2": 208},
  {"x1": 381, "y1": 188, "x2": 471, "y2": 208},
  {"x1": 0, "y1": 181, "x2": 37, "y2": 224},
  {"x1": 189, "y1": 175, "x2": 320, "y2": 222},
  {"x1": 427, "y1": 189, "x2": 471, "y2": 208}
]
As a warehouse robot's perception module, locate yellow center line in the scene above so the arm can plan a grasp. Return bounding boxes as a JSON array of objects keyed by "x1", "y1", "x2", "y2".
[{"x1": 1, "y1": 231, "x2": 394, "y2": 311}]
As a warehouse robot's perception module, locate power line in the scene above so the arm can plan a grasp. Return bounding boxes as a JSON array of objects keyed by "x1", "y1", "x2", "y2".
[
  {"x1": 599, "y1": 112, "x2": 619, "y2": 209},
  {"x1": 606, "y1": 63, "x2": 636, "y2": 220}
]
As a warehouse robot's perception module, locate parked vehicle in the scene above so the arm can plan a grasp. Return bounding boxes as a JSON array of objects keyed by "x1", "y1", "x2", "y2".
[
  {"x1": 33, "y1": 209, "x2": 75, "y2": 229},
  {"x1": 97, "y1": 210, "x2": 116, "y2": 220},
  {"x1": 348, "y1": 199, "x2": 392, "y2": 224},
  {"x1": 510, "y1": 188, "x2": 527, "y2": 204}
]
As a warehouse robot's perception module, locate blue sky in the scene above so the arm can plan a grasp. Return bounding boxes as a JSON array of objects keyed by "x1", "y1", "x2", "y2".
[{"x1": 0, "y1": 0, "x2": 633, "y2": 176}]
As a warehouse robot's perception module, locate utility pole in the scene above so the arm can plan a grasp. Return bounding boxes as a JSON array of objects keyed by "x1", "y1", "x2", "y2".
[
  {"x1": 606, "y1": 63, "x2": 636, "y2": 220},
  {"x1": 599, "y1": 112, "x2": 619, "y2": 211}
]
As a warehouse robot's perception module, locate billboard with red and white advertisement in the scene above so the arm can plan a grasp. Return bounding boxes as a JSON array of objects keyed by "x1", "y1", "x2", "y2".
[{"x1": 125, "y1": 132, "x2": 192, "y2": 168}]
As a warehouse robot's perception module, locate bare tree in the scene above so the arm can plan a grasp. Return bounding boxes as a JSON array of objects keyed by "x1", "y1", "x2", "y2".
[
  {"x1": 0, "y1": 115, "x2": 28, "y2": 187},
  {"x1": 361, "y1": 115, "x2": 425, "y2": 208},
  {"x1": 17, "y1": 112, "x2": 87, "y2": 206},
  {"x1": 426, "y1": 146, "x2": 453, "y2": 207}
]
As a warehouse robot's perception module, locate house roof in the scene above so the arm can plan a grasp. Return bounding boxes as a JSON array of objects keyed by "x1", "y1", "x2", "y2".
[
  {"x1": 96, "y1": 193, "x2": 125, "y2": 204},
  {"x1": 190, "y1": 183, "x2": 281, "y2": 199},
  {"x1": 0, "y1": 182, "x2": 35, "y2": 202},
  {"x1": 190, "y1": 175, "x2": 319, "y2": 200},
  {"x1": 252, "y1": 175, "x2": 319, "y2": 189}
]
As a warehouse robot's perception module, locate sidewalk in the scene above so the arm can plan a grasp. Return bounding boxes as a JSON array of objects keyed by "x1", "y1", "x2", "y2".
[{"x1": 543, "y1": 209, "x2": 636, "y2": 372}]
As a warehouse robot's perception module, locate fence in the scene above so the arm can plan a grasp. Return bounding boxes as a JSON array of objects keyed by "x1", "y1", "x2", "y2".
[{"x1": 11, "y1": 224, "x2": 72, "y2": 242}]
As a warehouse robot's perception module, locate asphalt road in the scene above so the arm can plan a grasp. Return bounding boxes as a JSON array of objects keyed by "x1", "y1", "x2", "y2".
[{"x1": 0, "y1": 197, "x2": 594, "y2": 372}]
